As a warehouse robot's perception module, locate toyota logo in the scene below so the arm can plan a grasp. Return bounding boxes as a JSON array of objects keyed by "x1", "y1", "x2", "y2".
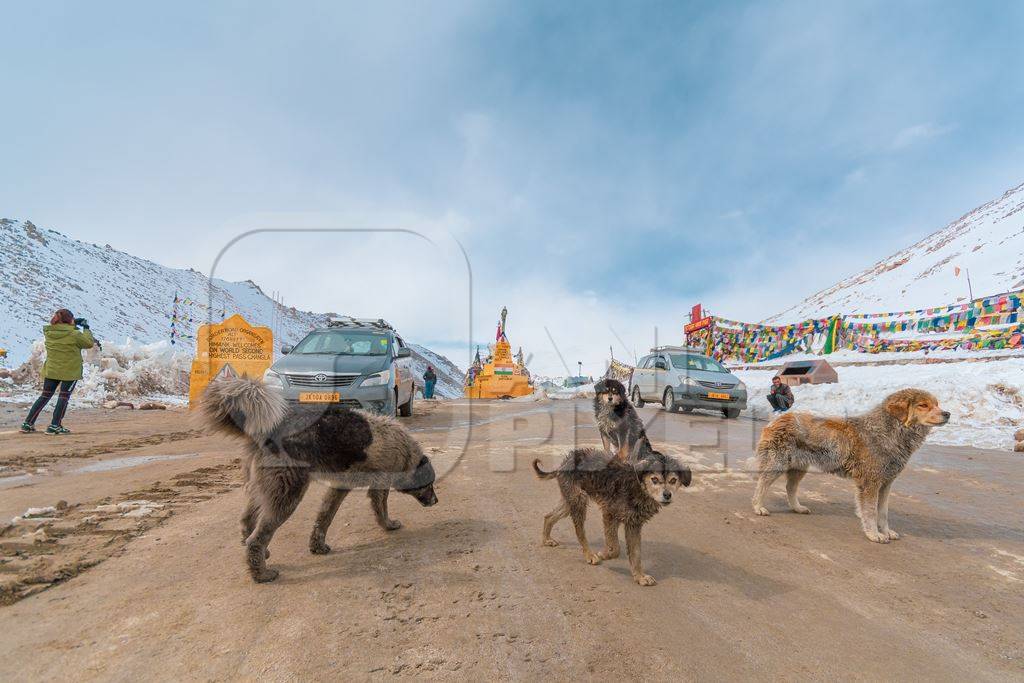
[{"x1": 314, "y1": 373, "x2": 328, "y2": 383}]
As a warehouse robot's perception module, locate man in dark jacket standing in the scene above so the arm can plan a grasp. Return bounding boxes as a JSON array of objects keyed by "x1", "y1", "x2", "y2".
[
  {"x1": 767, "y1": 375, "x2": 794, "y2": 413},
  {"x1": 423, "y1": 366, "x2": 437, "y2": 399}
]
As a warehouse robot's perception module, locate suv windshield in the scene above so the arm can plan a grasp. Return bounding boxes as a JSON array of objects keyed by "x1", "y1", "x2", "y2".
[
  {"x1": 670, "y1": 354, "x2": 728, "y2": 373},
  {"x1": 291, "y1": 330, "x2": 391, "y2": 356}
]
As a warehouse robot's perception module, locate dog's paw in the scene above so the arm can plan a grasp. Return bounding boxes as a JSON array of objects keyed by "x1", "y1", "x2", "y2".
[
  {"x1": 585, "y1": 552, "x2": 603, "y2": 565},
  {"x1": 634, "y1": 574, "x2": 657, "y2": 586},
  {"x1": 383, "y1": 519, "x2": 402, "y2": 531},
  {"x1": 883, "y1": 529, "x2": 900, "y2": 540},
  {"x1": 865, "y1": 530, "x2": 891, "y2": 544},
  {"x1": 542, "y1": 539, "x2": 559, "y2": 547},
  {"x1": 753, "y1": 505, "x2": 771, "y2": 516},
  {"x1": 252, "y1": 568, "x2": 279, "y2": 583},
  {"x1": 309, "y1": 539, "x2": 331, "y2": 555},
  {"x1": 791, "y1": 504, "x2": 811, "y2": 514}
]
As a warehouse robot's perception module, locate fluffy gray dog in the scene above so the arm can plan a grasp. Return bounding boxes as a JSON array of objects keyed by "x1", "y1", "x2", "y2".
[
  {"x1": 199, "y1": 377, "x2": 438, "y2": 583},
  {"x1": 593, "y1": 378, "x2": 653, "y2": 462}
]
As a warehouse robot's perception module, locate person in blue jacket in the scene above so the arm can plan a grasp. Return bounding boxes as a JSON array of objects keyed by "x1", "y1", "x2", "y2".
[{"x1": 423, "y1": 366, "x2": 437, "y2": 399}]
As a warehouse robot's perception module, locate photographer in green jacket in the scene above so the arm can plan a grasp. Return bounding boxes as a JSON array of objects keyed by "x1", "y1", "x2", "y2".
[{"x1": 21, "y1": 309, "x2": 95, "y2": 435}]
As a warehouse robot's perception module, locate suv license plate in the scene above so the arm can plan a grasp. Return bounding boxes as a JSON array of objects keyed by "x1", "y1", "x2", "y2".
[
  {"x1": 707, "y1": 391, "x2": 730, "y2": 400},
  {"x1": 299, "y1": 392, "x2": 341, "y2": 403}
]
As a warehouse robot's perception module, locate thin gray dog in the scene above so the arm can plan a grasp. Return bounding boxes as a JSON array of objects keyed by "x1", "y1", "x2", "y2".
[{"x1": 534, "y1": 447, "x2": 691, "y2": 586}]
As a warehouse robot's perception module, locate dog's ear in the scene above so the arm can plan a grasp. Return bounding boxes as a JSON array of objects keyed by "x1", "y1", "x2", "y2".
[
  {"x1": 673, "y1": 460, "x2": 692, "y2": 487},
  {"x1": 885, "y1": 391, "x2": 914, "y2": 427},
  {"x1": 630, "y1": 439, "x2": 647, "y2": 462},
  {"x1": 594, "y1": 380, "x2": 607, "y2": 393}
]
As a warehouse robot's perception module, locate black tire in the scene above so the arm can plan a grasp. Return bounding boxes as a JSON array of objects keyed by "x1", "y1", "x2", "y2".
[
  {"x1": 632, "y1": 386, "x2": 645, "y2": 408},
  {"x1": 723, "y1": 407, "x2": 740, "y2": 419},
  {"x1": 398, "y1": 387, "x2": 414, "y2": 417},
  {"x1": 663, "y1": 388, "x2": 675, "y2": 412}
]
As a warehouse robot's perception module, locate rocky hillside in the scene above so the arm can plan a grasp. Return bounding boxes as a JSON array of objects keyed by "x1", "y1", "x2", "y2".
[
  {"x1": 0, "y1": 219, "x2": 464, "y2": 397},
  {"x1": 771, "y1": 181, "x2": 1024, "y2": 321}
]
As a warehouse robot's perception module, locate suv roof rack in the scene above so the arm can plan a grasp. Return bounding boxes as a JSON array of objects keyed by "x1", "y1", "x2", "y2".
[
  {"x1": 650, "y1": 345, "x2": 703, "y2": 353},
  {"x1": 327, "y1": 316, "x2": 395, "y2": 332}
]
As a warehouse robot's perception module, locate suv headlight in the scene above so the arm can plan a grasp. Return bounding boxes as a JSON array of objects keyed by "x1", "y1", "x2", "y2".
[
  {"x1": 360, "y1": 370, "x2": 392, "y2": 387},
  {"x1": 735, "y1": 380, "x2": 747, "y2": 392},
  {"x1": 263, "y1": 369, "x2": 284, "y2": 388},
  {"x1": 679, "y1": 376, "x2": 699, "y2": 387}
]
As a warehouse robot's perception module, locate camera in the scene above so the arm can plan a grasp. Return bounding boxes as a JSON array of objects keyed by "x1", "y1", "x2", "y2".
[{"x1": 74, "y1": 317, "x2": 88, "y2": 329}]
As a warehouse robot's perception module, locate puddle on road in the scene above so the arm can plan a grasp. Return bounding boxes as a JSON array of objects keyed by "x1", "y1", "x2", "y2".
[
  {"x1": 0, "y1": 453, "x2": 199, "y2": 489},
  {"x1": 73, "y1": 453, "x2": 199, "y2": 473},
  {"x1": 0, "y1": 474, "x2": 35, "y2": 489}
]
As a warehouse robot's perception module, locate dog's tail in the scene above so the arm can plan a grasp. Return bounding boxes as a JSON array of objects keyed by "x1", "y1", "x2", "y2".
[
  {"x1": 197, "y1": 376, "x2": 287, "y2": 442},
  {"x1": 532, "y1": 459, "x2": 558, "y2": 480}
]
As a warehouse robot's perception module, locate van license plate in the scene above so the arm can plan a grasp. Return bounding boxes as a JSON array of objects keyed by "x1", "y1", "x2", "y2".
[
  {"x1": 707, "y1": 392, "x2": 730, "y2": 400},
  {"x1": 299, "y1": 392, "x2": 340, "y2": 403}
]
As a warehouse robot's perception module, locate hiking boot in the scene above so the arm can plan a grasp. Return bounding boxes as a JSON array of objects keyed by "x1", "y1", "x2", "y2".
[
  {"x1": 20, "y1": 422, "x2": 36, "y2": 433},
  {"x1": 45, "y1": 425, "x2": 71, "y2": 435}
]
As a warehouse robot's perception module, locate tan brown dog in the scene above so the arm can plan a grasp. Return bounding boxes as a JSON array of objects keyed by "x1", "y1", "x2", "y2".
[{"x1": 751, "y1": 388, "x2": 949, "y2": 543}]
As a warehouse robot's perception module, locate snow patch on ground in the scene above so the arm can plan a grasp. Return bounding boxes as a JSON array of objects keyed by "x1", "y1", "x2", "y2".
[{"x1": 734, "y1": 359, "x2": 1024, "y2": 449}]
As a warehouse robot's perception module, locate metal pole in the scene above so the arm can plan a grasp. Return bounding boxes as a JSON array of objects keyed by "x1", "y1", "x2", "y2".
[{"x1": 966, "y1": 268, "x2": 974, "y2": 301}]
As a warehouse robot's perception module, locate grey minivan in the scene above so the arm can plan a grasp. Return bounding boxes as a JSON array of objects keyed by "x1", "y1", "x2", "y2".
[
  {"x1": 262, "y1": 318, "x2": 416, "y2": 417},
  {"x1": 629, "y1": 346, "x2": 747, "y2": 418}
]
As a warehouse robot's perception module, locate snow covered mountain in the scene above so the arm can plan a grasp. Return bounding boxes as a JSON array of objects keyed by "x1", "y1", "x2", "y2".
[
  {"x1": 0, "y1": 219, "x2": 464, "y2": 397},
  {"x1": 770, "y1": 182, "x2": 1024, "y2": 322}
]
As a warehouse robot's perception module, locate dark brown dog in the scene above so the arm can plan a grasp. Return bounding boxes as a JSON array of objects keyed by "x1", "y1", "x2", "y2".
[
  {"x1": 752, "y1": 388, "x2": 949, "y2": 543},
  {"x1": 199, "y1": 377, "x2": 438, "y2": 582},
  {"x1": 593, "y1": 378, "x2": 652, "y2": 462},
  {"x1": 534, "y1": 447, "x2": 691, "y2": 586}
]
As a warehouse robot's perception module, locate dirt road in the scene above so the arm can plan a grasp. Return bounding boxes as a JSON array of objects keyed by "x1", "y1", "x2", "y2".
[{"x1": 1, "y1": 399, "x2": 1021, "y2": 680}]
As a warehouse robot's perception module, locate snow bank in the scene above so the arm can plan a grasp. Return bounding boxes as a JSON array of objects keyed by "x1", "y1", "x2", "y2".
[
  {"x1": 2, "y1": 338, "x2": 190, "y2": 405},
  {"x1": 547, "y1": 383, "x2": 597, "y2": 400},
  {"x1": 507, "y1": 389, "x2": 550, "y2": 402},
  {"x1": 734, "y1": 359, "x2": 1024, "y2": 449},
  {"x1": 738, "y1": 346, "x2": 1021, "y2": 368}
]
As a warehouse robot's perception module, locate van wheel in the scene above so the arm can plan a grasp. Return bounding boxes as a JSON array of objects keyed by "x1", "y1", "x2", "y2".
[
  {"x1": 723, "y1": 408, "x2": 740, "y2": 419},
  {"x1": 663, "y1": 388, "x2": 676, "y2": 412},
  {"x1": 398, "y1": 388, "x2": 414, "y2": 417},
  {"x1": 632, "y1": 386, "x2": 645, "y2": 408}
]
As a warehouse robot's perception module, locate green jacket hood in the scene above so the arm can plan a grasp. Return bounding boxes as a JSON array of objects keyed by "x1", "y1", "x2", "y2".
[{"x1": 44, "y1": 324, "x2": 78, "y2": 337}]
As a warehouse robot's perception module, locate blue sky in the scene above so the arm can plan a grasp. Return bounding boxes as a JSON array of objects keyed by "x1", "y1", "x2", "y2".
[{"x1": 3, "y1": 1, "x2": 1023, "y2": 374}]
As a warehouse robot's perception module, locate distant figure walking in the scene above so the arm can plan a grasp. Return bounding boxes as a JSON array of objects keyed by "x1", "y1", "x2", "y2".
[
  {"x1": 423, "y1": 366, "x2": 437, "y2": 399},
  {"x1": 767, "y1": 376, "x2": 794, "y2": 413},
  {"x1": 21, "y1": 309, "x2": 95, "y2": 435}
]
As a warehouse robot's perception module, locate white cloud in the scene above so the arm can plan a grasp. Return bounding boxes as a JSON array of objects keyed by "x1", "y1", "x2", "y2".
[
  {"x1": 843, "y1": 167, "x2": 867, "y2": 185},
  {"x1": 891, "y1": 122, "x2": 955, "y2": 150}
]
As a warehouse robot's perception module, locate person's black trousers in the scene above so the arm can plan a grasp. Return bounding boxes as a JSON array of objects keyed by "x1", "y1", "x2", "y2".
[
  {"x1": 767, "y1": 393, "x2": 793, "y2": 412},
  {"x1": 25, "y1": 378, "x2": 77, "y2": 426}
]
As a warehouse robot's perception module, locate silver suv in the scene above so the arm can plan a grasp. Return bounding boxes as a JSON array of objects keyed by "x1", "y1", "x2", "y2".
[
  {"x1": 629, "y1": 346, "x2": 747, "y2": 418},
  {"x1": 263, "y1": 318, "x2": 416, "y2": 417}
]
